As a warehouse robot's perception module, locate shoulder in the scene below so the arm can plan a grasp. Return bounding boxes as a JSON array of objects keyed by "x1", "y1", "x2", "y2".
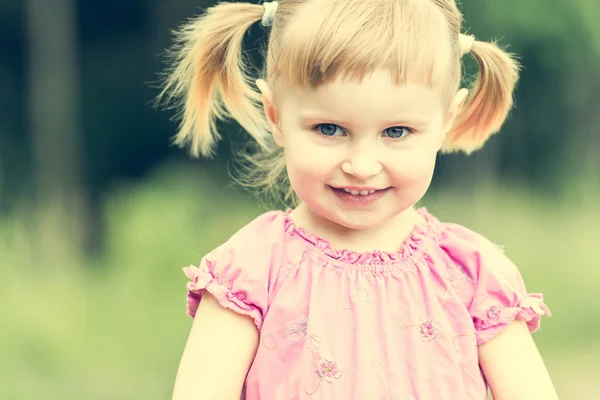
[
  {"x1": 422, "y1": 210, "x2": 525, "y2": 307},
  {"x1": 424, "y1": 211, "x2": 550, "y2": 345},
  {"x1": 208, "y1": 209, "x2": 289, "y2": 259},
  {"x1": 437, "y1": 219, "x2": 507, "y2": 261},
  {"x1": 198, "y1": 209, "x2": 291, "y2": 288},
  {"x1": 235, "y1": 209, "x2": 289, "y2": 237},
  {"x1": 184, "y1": 209, "x2": 290, "y2": 326},
  {"x1": 429, "y1": 214, "x2": 520, "y2": 282}
]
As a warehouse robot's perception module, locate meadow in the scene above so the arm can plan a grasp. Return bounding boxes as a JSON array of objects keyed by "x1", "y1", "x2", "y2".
[{"x1": 1, "y1": 164, "x2": 598, "y2": 399}]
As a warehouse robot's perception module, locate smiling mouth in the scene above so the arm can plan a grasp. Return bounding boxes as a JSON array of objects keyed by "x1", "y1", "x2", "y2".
[
  {"x1": 329, "y1": 186, "x2": 390, "y2": 196},
  {"x1": 340, "y1": 188, "x2": 377, "y2": 196}
]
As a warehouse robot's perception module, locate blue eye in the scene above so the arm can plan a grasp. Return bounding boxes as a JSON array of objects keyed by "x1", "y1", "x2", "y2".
[
  {"x1": 384, "y1": 127, "x2": 411, "y2": 139},
  {"x1": 317, "y1": 124, "x2": 343, "y2": 137},
  {"x1": 313, "y1": 124, "x2": 412, "y2": 138}
]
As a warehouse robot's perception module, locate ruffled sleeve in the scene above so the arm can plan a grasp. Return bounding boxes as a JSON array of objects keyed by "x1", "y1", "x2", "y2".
[
  {"x1": 439, "y1": 223, "x2": 551, "y2": 346},
  {"x1": 182, "y1": 211, "x2": 286, "y2": 331}
]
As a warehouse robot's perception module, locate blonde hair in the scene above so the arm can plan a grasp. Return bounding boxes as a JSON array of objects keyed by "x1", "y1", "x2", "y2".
[{"x1": 156, "y1": 0, "x2": 519, "y2": 207}]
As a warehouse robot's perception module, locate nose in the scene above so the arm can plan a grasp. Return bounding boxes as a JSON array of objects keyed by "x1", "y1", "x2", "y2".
[{"x1": 341, "y1": 149, "x2": 383, "y2": 180}]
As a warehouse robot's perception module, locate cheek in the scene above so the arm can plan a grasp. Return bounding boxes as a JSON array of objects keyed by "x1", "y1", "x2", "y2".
[
  {"x1": 388, "y1": 148, "x2": 437, "y2": 191},
  {"x1": 283, "y1": 134, "x2": 337, "y2": 187}
]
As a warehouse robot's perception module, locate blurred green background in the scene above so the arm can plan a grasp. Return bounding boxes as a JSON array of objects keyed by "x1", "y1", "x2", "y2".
[{"x1": 1, "y1": 0, "x2": 598, "y2": 398}]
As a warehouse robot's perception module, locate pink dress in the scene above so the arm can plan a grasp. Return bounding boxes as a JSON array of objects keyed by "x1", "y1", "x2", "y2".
[{"x1": 183, "y1": 208, "x2": 551, "y2": 399}]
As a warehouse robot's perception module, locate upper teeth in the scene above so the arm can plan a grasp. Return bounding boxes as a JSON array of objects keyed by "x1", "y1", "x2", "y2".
[{"x1": 343, "y1": 188, "x2": 377, "y2": 195}]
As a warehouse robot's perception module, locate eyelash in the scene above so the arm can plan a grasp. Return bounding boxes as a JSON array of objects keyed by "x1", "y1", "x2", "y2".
[{"x1": 310, "y1": 123, "x2": 415, "y2": 139}]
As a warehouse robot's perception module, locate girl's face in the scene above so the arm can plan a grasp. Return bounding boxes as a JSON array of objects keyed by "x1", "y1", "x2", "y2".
[{"x1": 258, "y1": 69, "x2": 466, "y2": 231}]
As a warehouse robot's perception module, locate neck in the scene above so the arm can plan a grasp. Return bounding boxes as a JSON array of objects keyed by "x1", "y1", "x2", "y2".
[{"x1": 290, "y1": 204, "x2": 425, "y2": 253}]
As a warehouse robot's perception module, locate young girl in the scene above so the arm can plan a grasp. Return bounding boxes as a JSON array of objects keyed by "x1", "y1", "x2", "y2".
[{"x1": 159, "y1": 1, "x2": 558, "y2": 399}]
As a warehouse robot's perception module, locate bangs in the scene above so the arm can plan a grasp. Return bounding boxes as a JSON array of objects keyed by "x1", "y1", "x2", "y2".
[{"x1": 272, "y1": 0, "x2": 456, "y2": 89}]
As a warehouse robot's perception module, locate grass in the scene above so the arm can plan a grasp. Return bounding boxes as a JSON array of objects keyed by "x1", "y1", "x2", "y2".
[{"x1": 0, "y1": 164, "x2": 597, "y2": 399}]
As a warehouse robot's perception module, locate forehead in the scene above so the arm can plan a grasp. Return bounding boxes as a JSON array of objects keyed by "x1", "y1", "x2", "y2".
[{"x1": 277, "y1": 70, "x2": 447, "y2": 124}]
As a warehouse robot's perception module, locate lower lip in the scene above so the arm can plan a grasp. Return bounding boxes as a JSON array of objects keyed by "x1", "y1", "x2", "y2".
[{"x1": 330, "y1": 187, "x2": 390, "y2": 206}]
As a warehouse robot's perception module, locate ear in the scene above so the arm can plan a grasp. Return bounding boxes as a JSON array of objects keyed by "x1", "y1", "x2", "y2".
[
  {"x1": 256, "y1": 79, "x2": 284, "y2": 147},
  {"x1": 444, "y1": 88, "x2": 469, "y2": 134}
]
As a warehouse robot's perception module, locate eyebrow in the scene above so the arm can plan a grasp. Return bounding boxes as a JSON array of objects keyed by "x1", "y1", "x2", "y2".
[{"x1": 299, "y1": 114, "x2": 429, "y2": 128}]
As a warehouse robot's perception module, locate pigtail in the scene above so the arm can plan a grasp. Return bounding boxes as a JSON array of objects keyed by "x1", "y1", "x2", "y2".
[
  {"x1": 443, "y1": 40, "x2": 520, "y2": 154},
  {"x1": 156, "y1": 2, "x2": 269, "y2": 157}
]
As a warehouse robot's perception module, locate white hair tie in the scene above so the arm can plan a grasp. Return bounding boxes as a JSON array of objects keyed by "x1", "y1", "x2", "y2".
[
  {"x1": 459, "y1": 34, "x2": 475, "y2": 56},
  {"x1": 261, "y1": 1, "x2": 279, "y2": 27}
]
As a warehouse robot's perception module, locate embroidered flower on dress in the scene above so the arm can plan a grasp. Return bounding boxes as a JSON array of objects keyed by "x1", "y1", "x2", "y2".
[
  {"x1": 487, "y1": 306, "x2": 500, "y2": 320},
  {"x1": 286, "y1": 315, "x2": 308, "y2": 342},
  {"x1": 445, "y1": 264, "x2": 473, "y2": 286},
  {"x1": 353, "y1": 285, "x2": 372, "y2": 302},
  {"x1": 418, "y1": 320, "x2": 439, "y2": 343},
  {"x1": 352, "y1": 275, "x2": 372, "y2": 303},
  {"x1": 317, "y1": 356, "x2": 343, "y2": 382}
]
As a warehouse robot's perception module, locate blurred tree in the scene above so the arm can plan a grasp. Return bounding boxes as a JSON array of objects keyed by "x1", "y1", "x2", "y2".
[
  {"x1": 26, "y1": 0, "x2": 90, "y2": 260},
  {"x1": 460, "y1": 0, "x2": 600, "y2": 195},
  {"x1": 0, "y1": 0, "x2": 598, "y2": 255}
]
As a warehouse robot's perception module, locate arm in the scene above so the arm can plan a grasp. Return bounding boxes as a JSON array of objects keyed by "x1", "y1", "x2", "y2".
[
  {"x1": 479, "y1": 320, "x2": 559, "y2": 400},
  {"x1": 172, "y1": 292, "x2": 259, "y2": 400}
]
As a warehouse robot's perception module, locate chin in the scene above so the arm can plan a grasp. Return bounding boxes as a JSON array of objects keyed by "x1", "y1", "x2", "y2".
[{"x1": 329, "y1": 209, "x2": 394, "y2": 231}]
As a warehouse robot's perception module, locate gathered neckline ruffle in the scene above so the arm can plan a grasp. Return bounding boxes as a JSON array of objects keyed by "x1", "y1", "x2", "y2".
[{"x1": 282, "y1": 207, "x2": 444, "y2": 267}]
